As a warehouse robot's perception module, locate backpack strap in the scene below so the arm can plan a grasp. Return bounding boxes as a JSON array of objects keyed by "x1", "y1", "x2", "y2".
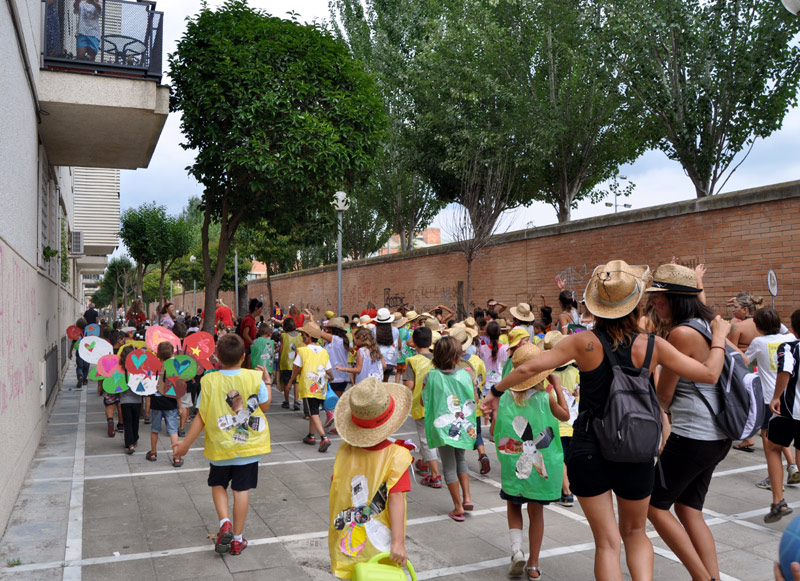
[
  {"x1": 597, "y1": 333, "x2": 619, "y2": 368},
  {"x1": 597, "y1": 332, "x2": 655, "y2": 371},
  {"x1": 677, "y1": 319, "x2": 712, "y2": 343}
]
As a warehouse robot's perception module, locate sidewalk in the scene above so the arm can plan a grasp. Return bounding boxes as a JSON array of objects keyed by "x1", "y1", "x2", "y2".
[{"x1": 0, "y1": 363, "x2": 790, "y2": 580}]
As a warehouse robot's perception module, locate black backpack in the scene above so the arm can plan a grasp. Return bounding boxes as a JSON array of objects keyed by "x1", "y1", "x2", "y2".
[
  {"x1": 677, "y1": 319, "x2": 764, "y2": 441},
  {"x1": 592, "y1": 333, "x2": 662, "y2": 463}
]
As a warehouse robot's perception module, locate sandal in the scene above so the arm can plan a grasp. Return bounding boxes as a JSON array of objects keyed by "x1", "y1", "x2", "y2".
[
  {"x1": 526, "y1": 565, "x2": 542, "y2": 579},
  {"x1": 479, "y1": 454, "x2": 491, "y2": 475},
  {"x1": 448, "y1": 510, "x2": 465, "y2": 522},
  {"x1": 733, "y1": 443, "x2": 755, "y2": 453},
  {"x1": 462, "y1": 502, "x2": 474, "y2": 511},
  {"x1": 421, "y1": 475, "x2": 442, "y2": 488},
  {"x1": 170, "y1": 456, "x2": 184, "y2": 468},
  {"x1": 145, "y1": 451, "x2": 157, "y2": 462},
  {"x1": 765, "y1": 499, "x2": 793, "y2": 523},
  {"x1": 126, "y1": 446, "x2": 135, "y2": 455}
]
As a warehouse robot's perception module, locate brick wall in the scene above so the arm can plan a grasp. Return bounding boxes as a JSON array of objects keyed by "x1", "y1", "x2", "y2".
[{"x1": 245, "y1": 180, "x2": 800, "y2": 323}]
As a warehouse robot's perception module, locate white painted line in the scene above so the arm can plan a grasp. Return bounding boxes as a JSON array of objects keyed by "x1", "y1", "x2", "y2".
[
  {"x1": 712, "y1": 463, "x2": 767, "y2": 478},
  {"x1": 63, "y1": 388, "x2": 87, "y2": 580}
]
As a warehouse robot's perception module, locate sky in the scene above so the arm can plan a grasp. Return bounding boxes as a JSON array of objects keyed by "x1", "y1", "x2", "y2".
[{"x1": 119, "y1": 0, "x2": 800, "y2": 246}]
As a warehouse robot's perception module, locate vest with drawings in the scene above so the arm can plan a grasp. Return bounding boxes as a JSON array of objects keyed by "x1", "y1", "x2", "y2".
[
  {"x1": 296, "y1": 344, "x2": 330, "y2": 400},
  {"x1": 422, "y1": 368, "x2": 477, "y2": 450},
  {"x1": 199, "y1": 370, "x2": 271, "y2": 462},
  {"x1": 551, "y1": 365, "x2": 580, "y2": 438},
  {"x1": 329, "y1": 442, "x2": 412, "y2": 580},
  {"x1": 279, "y1": 331, "x2": 303, "y2": 371},
  {"x1": 406, "y1": 353, "x2": 434, "y2": 420}
]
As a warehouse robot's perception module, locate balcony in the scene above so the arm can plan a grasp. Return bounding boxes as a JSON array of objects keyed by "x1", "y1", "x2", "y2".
[{"x1": 39, "y1": 0, "x2": 169, "y2": 169}]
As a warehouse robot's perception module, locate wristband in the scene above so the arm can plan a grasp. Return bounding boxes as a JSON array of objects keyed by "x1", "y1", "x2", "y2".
[
  {"x1": 490, "y1": 385, "x2": 503, "y2": 398},
  {"x1": 710, "y1": 345, "x2": 725, "y2": 352}
]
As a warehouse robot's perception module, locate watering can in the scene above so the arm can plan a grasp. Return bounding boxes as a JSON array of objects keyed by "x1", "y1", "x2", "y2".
[{"x1": 352, "y1": 552, "x2": 417, "y2": 581}]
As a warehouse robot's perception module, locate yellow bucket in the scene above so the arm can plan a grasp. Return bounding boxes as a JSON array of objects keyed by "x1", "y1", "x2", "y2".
[{"x1": 351, "y1": 552, "x2": 417, "y2": 581}]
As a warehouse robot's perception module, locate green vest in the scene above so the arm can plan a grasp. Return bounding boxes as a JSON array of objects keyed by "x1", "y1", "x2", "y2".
[
  {"x1": 501, "y1": 357, "x2": 514, "y2": 378},
  {"x1": 422, "y1": 369, "x2": 477, "y2": 450},
  {"x1": 495, "y1": 389, "x2": 563, "y2": 501},
  {"x1": 250, "y1": 338, "x2": 275, "y2": 373}
]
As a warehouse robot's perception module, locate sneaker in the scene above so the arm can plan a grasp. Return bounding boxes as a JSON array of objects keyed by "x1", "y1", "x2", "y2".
[
  {"x1": 509, "y1": 550, "x2": 526, "y2": 578},
  {"x1": 788, "y1": 465, "x2": 800, "y2": 485},
  {"x1": 293, "y1": 402, "x2": 301, "y2": 411},
  {"x1": 144, "y1": 415, "x2": 151, "y2": 424},
  {"x1": 215, "y1": 521, "x2": 233, "y2": 554},
  {"x1": 116, "y1": 423, "x2": 124, "y2": 433},
  {"x1": 421, "y1": 474, "x2": 443, "y2": 488},
  {"x1": 324, "y1": 410, "x2": 335, "y2": 429},
  {"x1": 302, "y1": 434, "x2": 316, "y2": 445},
  {"x1": 328, "y1": 427, "x2": 338, "y2": 435},
  {"x1": 178, "y1": 429, "x2": 186, "y2": 438},
  {"x1": 107, "y1": 420, "x2": 115, "y2": 438},
  {"x1": 281, "y1": 401, "x2": 290, "y2": 409},
  {"x1": 756, "y1": 476, "x2": 772, "y2": 490},
  {"x1": 319, "y1": 437, "x2": 331, "y2": 453},
  {"x1": 557, "y1": 494, "x2": 575, "y2": 508},
  {"x1": 229, "y1": 537, "x2": 248, "y2": 556},
  {"x1": 415, "y1": 459, "x2": 430, "y2": 476}
]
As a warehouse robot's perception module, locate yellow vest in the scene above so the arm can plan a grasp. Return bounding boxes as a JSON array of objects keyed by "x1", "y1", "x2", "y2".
[
  {"x1": 467, "y1": 354, "x2": 486, "y2": 418},
  {"x1": 329, "y1": 442, "x2": 412, "y2": 580},
  {"x1": 552, "y1": 365, "x2": 580, "y2": 438},
  {"x1": 279, "y1": 332, "x2": 304, "y2": 371},
  {"x1": 406, "y1": 353, "x2": 433, "y2": 420},
  {"x1": 199, "y1": 370, "x2": 271, "y2": 462},
  {"x1": 296, "y1": 345, "x2": 330, "y2": 400}
]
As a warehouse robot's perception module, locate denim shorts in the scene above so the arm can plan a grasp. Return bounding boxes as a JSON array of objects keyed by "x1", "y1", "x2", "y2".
[
  {"x1": 76, "y1": 34, "x2": 99, "y2": 53},
  {"x1": 150, "y1": 408, "x2": 178, "y2": 434}
]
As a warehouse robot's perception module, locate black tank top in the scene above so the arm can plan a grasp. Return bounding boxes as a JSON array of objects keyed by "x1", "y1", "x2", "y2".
[{"x1": 575, "y1": 330, "x2": 639, "y2": 433}]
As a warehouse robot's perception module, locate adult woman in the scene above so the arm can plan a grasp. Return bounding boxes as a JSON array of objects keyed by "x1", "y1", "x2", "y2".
[
  {"x1": 240, "y1": 298, "x2": 262, "y2": 367},
  {"x1": 125, "y1": 299, "x2": 147, "y2": 326},
  {"x1": 555, "y1": 289, "x2": 580, "y2": 334},
  {"x1": 645, "y1": 264, "x2": 731, "y2": 581},
  {"x1": 214, "y1": 298, "x2": 234, "y2": 330},
  {"x1": 727, "y1": 291, "x2": 763, "y2": 351},
  {"x1": 374, "y1": 308, "x2": 400, "y2": 381},
  {"x1": 159, "y1": 302, "x2": 175, "y2": 330},
  {"x1": 484, "y1": 260, "x2": 730, "y2": 581}
]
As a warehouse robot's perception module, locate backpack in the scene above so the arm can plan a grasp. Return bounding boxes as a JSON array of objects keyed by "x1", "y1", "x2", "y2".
[
  {"x1": 677, "y1": 319, "x2": 764, "y2": 440},
  {"x1": 592, "y1": 333, "x2": 662, "y2": 463}
]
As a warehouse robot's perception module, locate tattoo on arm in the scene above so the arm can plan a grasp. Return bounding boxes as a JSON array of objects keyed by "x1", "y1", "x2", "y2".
[{"x1": 585, "y1": 341, "x2": 594, "y2": 352}]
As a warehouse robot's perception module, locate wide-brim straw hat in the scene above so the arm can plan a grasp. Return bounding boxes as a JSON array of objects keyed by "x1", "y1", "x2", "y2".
[
  {"x1": 334, "y1": 377, "x2": 412, "y2": 447},
  {"x1": 392, "y1": 312, "x2": 408, "y2": 328},
  {"x1": 405, "y1": 310, "x2": 419, "y2": 321},
  {"x1": 456, "y1": 358, "x2": 478, "y2": 384},
  {"x1": 464, "y1": 316, "x2": 479, "y2": 335},
  {"x1": 298, "y1": 321, "x2": 322, "y2": 339},
  {"x1": 510, "y1": 302, "x2": 535, "y2": 322},
  {"x1": 583, "y1": 260, "x2": 650, "y2": 320},
  {"x1": 431, "y1": 331, "x2": 442, "y2": 345},
  {"x1": 507, "y1": 327, "x2": 530, "y2": 348},
  {"x1": 508, "y1": 343, "x2": 554, "y2": 392},
  {"x1": 495, "y1": 318, "x2": 510, "y2": 332},
  {"x1": 448, "y1": 325, "x2": 473, "y2": 351},
  {"x1": 375, "y1": 308, "x2": 394, "y2": 324},
  {"x1": 324, "y1": 317, "x2": 347, "y2": 331},
  {"x1": 645, "y1": 263, "x2": 702, "y2": 295},
  {"x1": 425, "y1": 317, "x2": 443, "y2": 332},
  {"x1": 357, "y1": 315, "x2": 373, "y2": 327},
  {"x1": 543, "y1": 330, "x2": 574, "y2": 365}
]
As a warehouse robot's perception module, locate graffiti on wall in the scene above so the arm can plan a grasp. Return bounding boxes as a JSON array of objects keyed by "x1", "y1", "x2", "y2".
[
  {"x1": 0, "y1": 243, "x2": 37, "y2": 415},
  {"x1": 556, "y1": 264, "x2": 591, "y2": 293}
]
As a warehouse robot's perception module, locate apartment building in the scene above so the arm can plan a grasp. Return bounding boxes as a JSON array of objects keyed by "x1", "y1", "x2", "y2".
[{"x1": 0, "y1": 0, "x2": 168, "y2": 528}]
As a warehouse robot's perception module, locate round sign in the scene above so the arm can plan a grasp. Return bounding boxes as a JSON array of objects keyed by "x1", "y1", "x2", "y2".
[
  {"x1": 66, "y1": 325, "x2": 83, "y2": 341},
  {"x1": 768, "y1": 269, "x2": 778, "y2": 297},
  {"x1": 124, "y1": 348, "x2": 161, "y2": 374},
  {"x1": 78, "y1": 336, "x2": 113, "y2": 364},
  {"x1": 145, "y1": 325, "x2": 182, "y2": 354}
]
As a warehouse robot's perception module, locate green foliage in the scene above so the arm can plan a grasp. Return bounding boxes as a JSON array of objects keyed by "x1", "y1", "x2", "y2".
[
  {"x1": 60, "y1": 218, "x2": 69, "y2": 283},
  {"x1": 91, "y1": 283, "x2": 112, "y2": 309},
  {"x1": 606, "y1": 0, "x2": 800, "y2": 197},
  {"x1": 104, "y1": 256, "x2": 135, "y2": 303},
  {"x1": 142, "y1": 270, "x2": 165, "y2": 305},
  {"x1": 340, "y1": 188, "x2": 393, "y2": 260}
]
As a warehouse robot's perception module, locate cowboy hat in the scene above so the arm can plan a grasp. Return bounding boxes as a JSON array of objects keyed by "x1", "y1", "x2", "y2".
[
  {"x1": 507, "y1": 327, "x2": 530, "y2": 349},
  {"x1": 392, "y1": 312, "x2": 408, "y2": 328},
  {"x1": 324, "y1": 317, "x2": 347, "y2": 331},
  {"x1": 425, "y1": 317, "x2": 443, "y2": 332},
  {"x1": 510, "y1": 302, "x2": 535, "y2": 323},
  {"x1": 334, "y1": 377, "x2": 412, "y2": 447},
  {"x1": 375, "y1": 308, "x2": 394, "y2": 324},
  {"x1": 543, "y1": 330, "x2": 574, "y2": 365},
  {"x1": 454, "y1": 320, "x2": 478, "y2": 339},
  {"x1": 298, "y1": 321, "x2": 322, "y2": 339},
  {"x1": 508, "y1": 343, "x2": 554, "y2": 392},
  {"x1": 448, "y1": 325, "x2": 474, "y2": 351},
  {"x1": 583, "y1": 260, "x2": 650, "y2": 319},
  {"x1": 405, "y1": 310, "x2": 419, "y2": 321},
  {"x1": 645, "y1": 264, "x2": 701, "y2": 295},
  {"x1": 357, "y1": 315, "x2": 373, "y2": 327}
]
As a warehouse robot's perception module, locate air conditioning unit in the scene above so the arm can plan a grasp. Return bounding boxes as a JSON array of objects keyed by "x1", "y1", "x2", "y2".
[{"x1": 70, "y1": 231, "x2": 84, "y2": 256}]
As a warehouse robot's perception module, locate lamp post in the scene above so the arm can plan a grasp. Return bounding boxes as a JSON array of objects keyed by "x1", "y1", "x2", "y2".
[
  {"x1": 189, "y1": 255, "x2": 197, "y2": 315},
  {"x1": 234, "y1": 248, "x2": 239, "y2": 319},
  {"x1": 782, "y1": 0, "x2": 800, "y2": 15},
  {"x1": 605, "y1": 175, "x2": 632, "y2": 213},
  {"x1": 332, "y1": 191, "x2": 350, "y2": 317}
]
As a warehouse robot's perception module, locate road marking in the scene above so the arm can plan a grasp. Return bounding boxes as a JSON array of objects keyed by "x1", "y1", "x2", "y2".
[{"x1": 63, "y1": 388, "x2": 87, "y2": 580}]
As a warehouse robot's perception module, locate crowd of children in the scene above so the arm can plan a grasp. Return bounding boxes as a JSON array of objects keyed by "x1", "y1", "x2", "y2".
[{"x1": 71, "y1": 265, "x2": 800, "y2": 579}]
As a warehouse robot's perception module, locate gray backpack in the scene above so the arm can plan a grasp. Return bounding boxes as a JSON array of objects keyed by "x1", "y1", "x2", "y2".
[{"x1": 592, "y1": 333, "x2": 661, "y2": 463}]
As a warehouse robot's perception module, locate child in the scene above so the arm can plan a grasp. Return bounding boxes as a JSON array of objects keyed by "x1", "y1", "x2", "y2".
[
  {"x1": 118, "y1": 345, "x2": 142, "y2": 454},
  {"x1": 288, "y1": 322, "x2": 335, "y2": 452},
  {"x1": 172, "y1": 333, "x2": 272, "y2": 555},
  {"x1": 69, "y1": 317, "x2": 89, "y2": 388},
  {"x1": 172, "y1": 322, "x2": 191, "y2": 438},
  {"x1": 99, "y1": 330, "x2": 124, "y2": 436},
  {"x1": 335, "y1": 327, "x2": 385, "y2": 385},
  {"x1": 250, "y1": 324, "x2": 275, "y2": 377},
  {"x1": 503, "y1": 328, "x2": 531, "y2": 378},
  {"x1": 403, "y1": 326, "x2": 442, "y2": 488},
  {"x1": 494, "y1": 343, "x2": 569, "y2": 578},
  {"x1": 422, "y1": 335, "x2": 478, "y2": 521},
  {"x1": 764, "y1": 309, "x2": 800, "y2": 523},
  {"x1": 329, "y1": 377, "x2": 413, "y2": 579},
  {"x1": 278, "y1": 317, "x2": 304, "y2": 410},
  {"x1": 146, "y1": 341, "x2": 183, "y2": 467},
  {"x1": 315, "y1": 317, "x2": 351, "y2": 432}
]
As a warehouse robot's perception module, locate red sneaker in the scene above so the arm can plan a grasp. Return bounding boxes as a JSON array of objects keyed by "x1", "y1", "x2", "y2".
[
  {"x1": 215, "y1": 521, "x2": 233, "y2": 554},
  {"x1": 302, "y1": 435, "x2": 316, "y2": 445},
  {"x1": 415, "y1": 459, "x2": 430, "y2": 475},
  {"x1": 319, "y1": 438, "x2": 331, "y2": 453},
  {"x1": 229, "y1": 537, "x2": 248, "y2": 555}
]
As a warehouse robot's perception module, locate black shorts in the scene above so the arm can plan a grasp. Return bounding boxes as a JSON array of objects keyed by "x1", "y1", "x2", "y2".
[
  {"x1": 304, "y1": 397, "x2": 322, "y2": 416},
  {"x1": 330, "y1": 381, "x2": 348, "y2": 396},
  {"x1": 560, "y1": 436, "x2": 572, "y2": 454},
  {"x1": 650, "y1": 434, "x2": 731, "y2": 511},
  {"x1": 280, "y1": 370, "x2": 294, "y2": 387},
  {"x1": 208, "y1": 462, "x2": 259, "y2": 492},
  {"x1": 566, "y1": 431, "x2": 654, "y2": 501},
  {"x1": 767, "y1": 415, "x2": 800, "y2": 448}
]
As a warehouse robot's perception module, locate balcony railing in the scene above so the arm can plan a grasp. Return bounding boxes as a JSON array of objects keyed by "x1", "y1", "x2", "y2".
[{"x1": 43, "y1": 0, "x2": 163, "y2": 81}]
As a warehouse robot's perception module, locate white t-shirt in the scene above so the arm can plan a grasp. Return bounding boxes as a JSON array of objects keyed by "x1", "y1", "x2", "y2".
[
  {"x1": 77, "y1": 1, "x2": 101, "y2": 38},
  {"x1": 745, "y1": 332, "x2": 796, "y2": 402},
  {"x1": 356, "y1": 347, "x2": 384, "y2": 383},
  {"x1": 325, "y1": 335, "x2": 351, "y2": 383},
  {"x1": 373, "y1": 326, "x2": 399, "y2": 367}
]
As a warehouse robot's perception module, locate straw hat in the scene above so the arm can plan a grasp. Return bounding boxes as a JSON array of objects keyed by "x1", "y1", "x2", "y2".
[
  {"x1": 456, "y1": 358, "x2": 478, "y2": 384},
  {"x1": 392, "y1": 312, "x2": 408, "y2": 328},
  {"x1": 298, "y1": 321, "x2": 322, "y2": 339},
  {"x1": 507, "y1": 327, "x2": 530, "y2": 348},
  {"x1": 508, "y1": 343, "x2": 554, "y2": 392},
  {"x1": 510, "y1": 302, "x2": 535, "y2": 322},
  {"x1": 357, "y1": 315, "x2": 373, "y2": 327},
  {"x1": 495, "y1": 318, "x2": 510, "y2": 332},
  {"x1": 464, "y1": 316, "x2": 479, "y2": 334},
  {"x1": 645, "y1": 264, "x2": 701, "y2": 295},
  {"x1": 375, "y1": 308, "x2": 394, "y2": 324},
  {"x1": 448, "y1": 326, "x2": 473, "y2": 351},
  {"x1": 324, "y1": 317, "x2": 347, "y2": 331},
  {"x1": 425, "y1": 317, "x2": 442, "y2": 332},
  {"x1": 334, "y1": 377, "x2": 412, "y2": 447},
  {"x1": 453, "y1": 320, "x2": 478, "y2": 340},
  {"x1": 431, "y1": 331, "x2": 442, "y2": 345},
  {"x1": 583, "y1": 260, "x2": 650, "y2": 319},
  {"x1": 405, "y1": 310, "x2": 419, "y2": 321},
  {"x1": 543, "y1": 330, "x2": 574, "y2": 365}
]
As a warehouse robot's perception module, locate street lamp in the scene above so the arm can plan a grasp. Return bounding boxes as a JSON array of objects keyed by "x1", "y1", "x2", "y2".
[
  {"x1": 189, "y1": 255, "x2": 197, "y2": 315},
  {"x1": 332, "y1": 191, "x2": 350, "y2": 317},
  {"x1": 782, "y1": 0, "x2": 800, "y2": 15},
  {"x1": 605, "y1": 175, "x2": 632, "y2": 213}
]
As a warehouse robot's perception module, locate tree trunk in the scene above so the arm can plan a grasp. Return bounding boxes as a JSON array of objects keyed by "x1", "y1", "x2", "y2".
[
  {"x1": 466, "y1": 256, "x2": 473, "y2": 317},
  {"x1": 266, "y1": 268, "x2": 274, "y2": 320},
  {"x1": 136, "y1": 264, "x2": 146, "y2": 316},
  {"x1": 556, "y1": 202, "x2": 571, "y2": 223},
  {"x1": 158, "y1": 264, "x2": 166, "y2": 307}
]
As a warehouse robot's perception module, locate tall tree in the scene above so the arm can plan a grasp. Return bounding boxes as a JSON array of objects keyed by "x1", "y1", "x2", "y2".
[
  {"x1": 607, "y1": 0, "x2": 800, "y2": 197},
  {"x1": 104, "y1": 256, "x2": 136, "y2": 312},
  {"x1": 151, "y1": 216, "x2": 192, "y2": 307},
  {"x1": 170, "y1": 0, "x2": 386, "y2": 332},
  {"x1": 119, "y1": 203, "x2": 164, "y2": 302}
]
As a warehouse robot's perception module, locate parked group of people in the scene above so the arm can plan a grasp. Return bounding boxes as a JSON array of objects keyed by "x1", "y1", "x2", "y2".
[{"x1": 72, "y1": 257, "x2": 800, "y2": 580}]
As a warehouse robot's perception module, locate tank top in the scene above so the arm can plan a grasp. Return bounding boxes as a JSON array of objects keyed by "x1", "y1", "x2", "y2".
[{"x1": 356, "y1": 347, "x2": 383, "y2": 383}]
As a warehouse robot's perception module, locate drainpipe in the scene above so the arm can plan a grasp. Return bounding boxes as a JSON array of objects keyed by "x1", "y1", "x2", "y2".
[{"x1": 8, "y1": 0, "x2": 43, "y2": 123}]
